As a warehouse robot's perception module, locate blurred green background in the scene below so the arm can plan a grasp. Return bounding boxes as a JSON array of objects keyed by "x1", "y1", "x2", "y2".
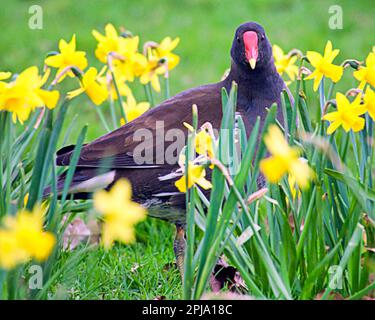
[{"x1": 0, "y1": 0, "x2": 374, "y2": 140}]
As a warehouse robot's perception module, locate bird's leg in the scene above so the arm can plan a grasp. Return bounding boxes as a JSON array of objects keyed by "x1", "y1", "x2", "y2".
[{"x1": 173, "y1": 224, "x2": 186, "y2": 277}]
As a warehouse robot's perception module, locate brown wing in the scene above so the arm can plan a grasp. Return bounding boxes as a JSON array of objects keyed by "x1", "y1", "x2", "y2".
[{"x1": 56, "y1": 83, "x2": 223, "y2": 168}]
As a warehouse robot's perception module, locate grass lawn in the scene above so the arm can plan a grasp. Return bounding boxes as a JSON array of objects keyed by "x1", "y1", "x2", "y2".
[
  {"x1": 50, "y1": 219, "x2": 181, "y2": 299},
  {"x1": 1, "y1": 0, "x2": 374, "y2": 299}
]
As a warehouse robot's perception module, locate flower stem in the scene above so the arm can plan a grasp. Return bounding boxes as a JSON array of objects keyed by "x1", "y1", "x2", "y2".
[
  {"x1": 106, "y1": 53, "x2": 128, "y2": 124},
  {"x1": 109, "y1": 96, "x2": 118, "y2": 129},
  {"x1": 95, "y1": 106, "x2": 111, "y2": 133},
  {"x1": 4, "y1": 112, "x2": 12, "y2": 216},
  {"x1": 327, "y1": 82, "x2": 335, "y2": 101},
  {"x1": 144, "y1": 85, "x2": 151, "y2": 103},
  {"x1": 109, "y1": 70, "x2": 127, "y2": 123},
  {"x1": 164, "y1": 76, "x2": 170, "y2": 100},
  {"x1": 350, "y1": 130, "x2": 362, "y2": 182},
  {"x1": 319, "y1": 77, "x2": 326, "y2": 114},
  {"x1": 144, "y1": 83, "x2": 155, "y2": 107}
]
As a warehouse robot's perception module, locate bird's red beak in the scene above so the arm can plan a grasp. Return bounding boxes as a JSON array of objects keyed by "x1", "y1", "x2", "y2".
[{"x1": 243, "y1": 31, "x2": 258, "y2": 69}]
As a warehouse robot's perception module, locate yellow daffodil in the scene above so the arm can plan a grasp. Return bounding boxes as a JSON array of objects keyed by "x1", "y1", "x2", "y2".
[
  {"x1": 109, "y1": 37, "x2": 147, "y2": 83},
  {"x1": 175, "y1": 162, "x2": 212, "y2": 193},
  {"x1": 0, "y1": 67, "x2": 59, "y2": 123},
  {"x1": 93, "y1": 179, "x2": 147, "y2": 248},
  {"x1": 273, "y1": 45, "x2": 298, "y2": 81},
  {"x1": 153, "y1": 37, "x2": 180, "y2": 70},
  {"x1": 322, "y1": 92, "x2": 366, "y2": 134},
  {"x1": 93, "y1": 24, "x2": 148, "y2": 82},
  {"x1": 112, "y1": 53, "x2": 148, "y2": 83},
  {"x1": 260, "y1": 125, "x2": 312, "y2": 189},
  {"x1": 44, "y1": 34, "x2": 88, "y2": 83},
  {"x1": 120, "y1": 35, "x2": 139, "y2": 59},
  {"x1": 67, "y1": 67, "x2": 108, "y2": 105},
  {"x1": 184, "y1": 122, "x2": 215, "y2": 158},
  {"x1": 92, "y1": 23, "x2": 124, "y2": 63},
  {"x1": 120, "y1": 94, "x2": 149, "y2": 124},
  {"x1": 17, "y1": 67, "x2": 60, "y2": 109},
  {"x1": 353, "y1": 52, "x2": 375, "y2": 89},
  {"x1": 92, "y1": 24, "x2": 142, "y2": 65},
  {"x1": 363, "y1": 87, "x2": 375, "y2": 120},
  {"x1": 139, "y1": 49, "x2": 165, "y2": 92},
  {"x1": 0, "y1": 205, "x2": 56, "y2": 270},
  {"x1": 306, "y1": 41, "x2": 344, "y2": 91},
  {"x1": 117, "y1": 37, "x2": 148, "y2": 80}
]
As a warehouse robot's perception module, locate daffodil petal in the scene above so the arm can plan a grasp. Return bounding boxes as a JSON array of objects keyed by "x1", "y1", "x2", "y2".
[
  {"x1": 326, "y1": 120, "x2": 342, "y2": 135},
  {"x1": 260, "y1": 156, "x2": 288, "y2": 183}
]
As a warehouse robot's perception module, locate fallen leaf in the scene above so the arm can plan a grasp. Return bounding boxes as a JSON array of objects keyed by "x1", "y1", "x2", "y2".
[{"x1": 62, "y1": 216, "x2": 91, "y2": 251}]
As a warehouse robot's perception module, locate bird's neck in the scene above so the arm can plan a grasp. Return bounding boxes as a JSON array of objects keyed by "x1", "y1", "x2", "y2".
[{"x1": 222, "y1": 59, "x2": 283, "y2": 106}]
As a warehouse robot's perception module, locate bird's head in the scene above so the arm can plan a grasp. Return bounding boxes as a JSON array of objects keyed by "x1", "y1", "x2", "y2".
[{"x1": 231, "y1": 22, "x2": 273, "y2": 71}]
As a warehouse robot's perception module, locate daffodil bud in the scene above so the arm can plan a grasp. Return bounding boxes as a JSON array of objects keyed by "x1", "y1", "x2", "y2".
[
  {"x1": 192, "y1": 104, "x2": 198, "y2": 130},
  {"x1": 45, "y1": 51, "x2": 59, "y2": 58},
  {"x1": 342, "y1": 59, "x2": 361, "y2": 70},
  {"x1": 71, "y1": 66, "x2": 83, "y2": 80},
  {"x1": 120, "y1": 31, "x2": 133, "y2": 38}
]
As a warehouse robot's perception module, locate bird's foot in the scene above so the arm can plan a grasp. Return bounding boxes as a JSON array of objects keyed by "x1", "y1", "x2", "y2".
[{"x1": 173, "y1": 224, "x2": 186, "y2": 278}]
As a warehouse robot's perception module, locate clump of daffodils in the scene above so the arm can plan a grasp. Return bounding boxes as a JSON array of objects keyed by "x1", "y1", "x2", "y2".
[
  {"x1": 0, "y1": 23, "x2": 180, "y2": 126},
  {"x1": 274, "y1": 42, "x2": 374, "y2": 137},
  {"x1": 90, "y1": 23, "x2": 179, "y2": 93}
]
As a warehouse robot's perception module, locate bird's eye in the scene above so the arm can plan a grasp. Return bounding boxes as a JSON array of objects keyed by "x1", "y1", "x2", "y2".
[
  {"x1": 236, "y1": 36, "x2": 241, "y2": 43},
  {"x1": 261, "y1": 34, "x2": 265, "y2": 40}
]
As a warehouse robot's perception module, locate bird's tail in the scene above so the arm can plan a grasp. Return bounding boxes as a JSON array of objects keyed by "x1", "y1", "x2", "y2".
[{"x1": 43, "y1": 168, "x2": 116, "y2": 199}]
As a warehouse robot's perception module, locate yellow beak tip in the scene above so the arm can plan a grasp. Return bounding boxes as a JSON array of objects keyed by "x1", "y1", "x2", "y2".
[{"x1": 249, "y1": 58, "x2": 256, "y2": 69}]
